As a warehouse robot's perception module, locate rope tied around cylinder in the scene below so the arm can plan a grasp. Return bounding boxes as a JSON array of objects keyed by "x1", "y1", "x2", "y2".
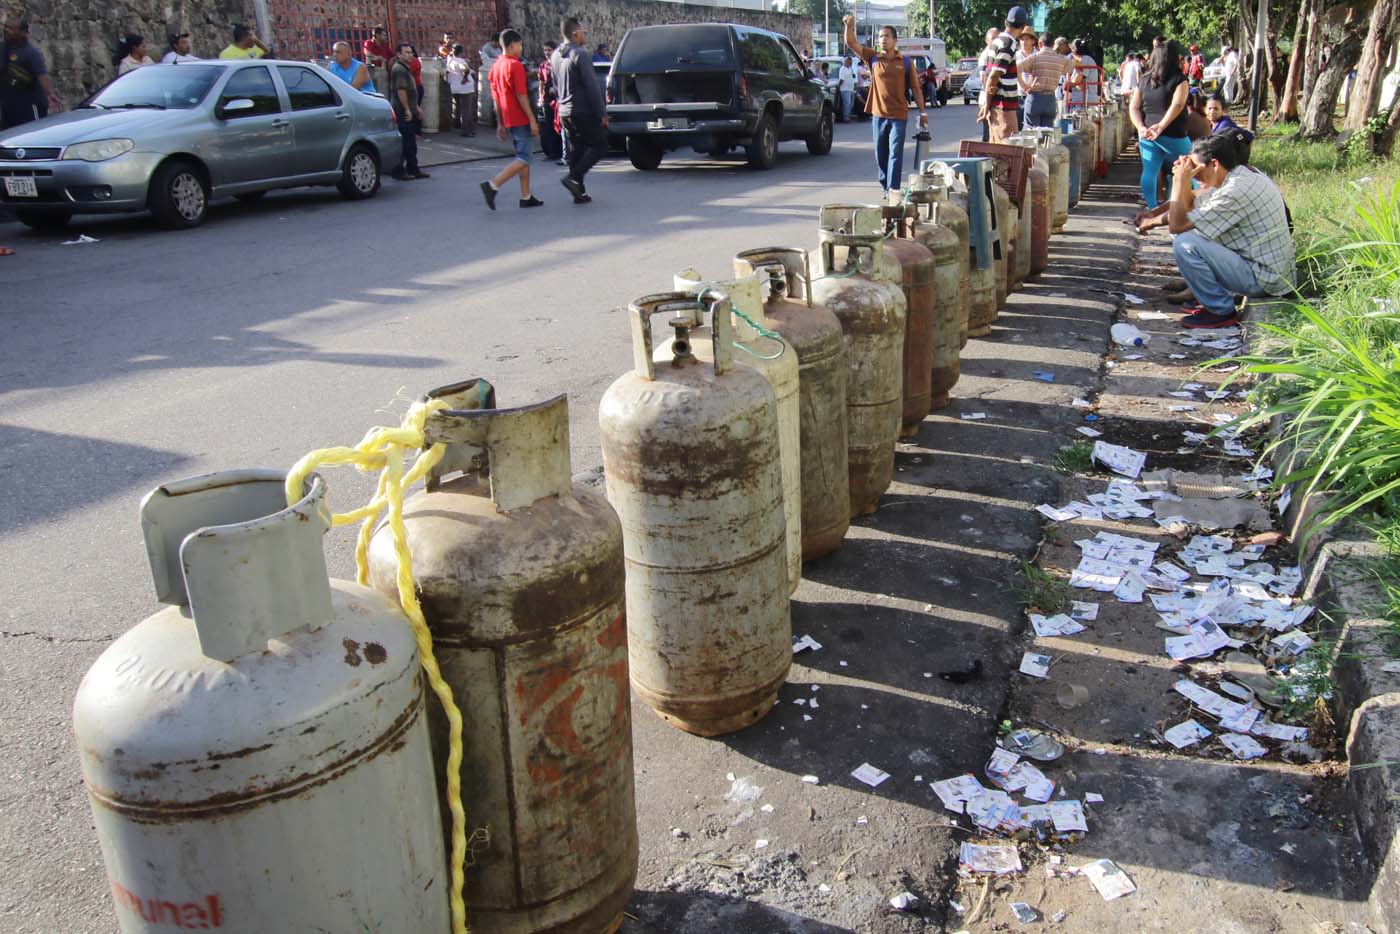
[
  {"x1": 285, "y1": 399, "x2": 471, "y2": 934},
  {"x1": 695, "y1": 287, "x2": 786, "y2": 361}
]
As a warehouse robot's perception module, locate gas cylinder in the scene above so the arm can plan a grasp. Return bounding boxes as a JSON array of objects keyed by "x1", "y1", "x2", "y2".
[
  {"x1": 1035, "y1": 128, "x2": 1071, "y2": 232},
  {"x1": 903, "y1": 180, "x2": 965, "y2": 409},
  {"x1": 924, "y1": 160, "x2": 996, "y2": 341},
  {"x1": 880, "y1": 203, "x2": 936, "y2": 436},
  {"x1": 367, "y1": 385, "x2": 638, "y2": 934},
  {"x1": 74, "y1": 470, "x2": 447, "y2": 934},
  {"x1": 732, "y1": 247, "x2": 851, "y2": 560},
  {"x1": 420, "y1": 57, "x2": 442, "y2": 133},
  {"x1": 600, "y1": 292, "x2": 790, "y2": 735},
  {"x1": 1083, "y1": 113, "x2": 1100, "y2": 187},
  {"x1": 912, "y1": 168, "x2": 972, "y2": 350},
  {"x1": 1056, "y1": 119, "x2": 1084, "y2": 211},
  {"x1": 1010, "y1": 176, "x2": 1032, "y2": 289},
  {"x1": 1009, "y1": 134, "x2": 1051, "y2": 276},
  {"x1": 667, "y1": 269, "x2": 802, "y2": 594},
  {"x1": 807, "y1": 208, "x2": 907, "y2": 516},
  {"x1": 990, "y1": 179, "x2": 1012, "y2": 308}
]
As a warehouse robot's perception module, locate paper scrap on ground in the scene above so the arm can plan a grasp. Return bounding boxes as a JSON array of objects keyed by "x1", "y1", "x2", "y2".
[
  {"x1": 1050, "y1": 800, "x2": 1088, "y2": 833},
  {"x1": 1220, "y1": 733, "x2": 1268, "y2": 759},
  {"x1": 1164, "y1": 619, "x2": 1230, "y2": 660},
  {"x1": 1019, "y1": 652, "x2": 1052, "y2": 678},
  {"x1": 792, "y1": 634, "x2": 823, "y2": 654},
  {"x1": 1071, "y1": 601, "x2": 1099, "y2": 620},
  {"x1": 1037, "y1": 504, "x2": 1079, "y2": 522},
  {"x1": 985, "y1": 748, "x2": 1019, "y2": 779},
  {"x1": 960, "y1": 412, "x2": 988, "y2": 420},
  {"x1": 1164, "y1": 718, "x2": 1212, "y2": 748},
  {"x1": 1085, "y1": 792, "x2": 1105, "y2": 804},
  {"x1": 959, "y1": 841, "x2": 1023, "y2": 875},
  {"x1": 62, "y1": 234, "x2": 100, "y2": 245},
  {"x1": 851, "y1": 763, "x2": 890, "y2": 787},
  {"x1": 1077, "y1": 426, "x2": 1103, "y2": 438},
  {"x1": 1082, "y1": 859, "x2": 1137, "y2": 900},
  {"x1": 1033, "y1": 371, "x2": 1055, "y2": 383},
  {"x1": 1091, "y1": 441, "x2": 1146, "y2": 479},
  {"x1": 931, "y1": 774, "x2": 985, "y2": 813}
]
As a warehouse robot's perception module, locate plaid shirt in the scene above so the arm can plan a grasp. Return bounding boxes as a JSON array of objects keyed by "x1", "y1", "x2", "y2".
[{"x1": 1188, "y1": 166, "x2": 1295, "y2": 294}]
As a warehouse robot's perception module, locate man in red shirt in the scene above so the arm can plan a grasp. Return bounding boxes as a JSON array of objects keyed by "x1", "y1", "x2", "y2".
[
  {"x1": 362, "y1": 26, "x2": 393, "y2": 70},
  {"x1": 481, "y1": 29, "x2": 542, "y2": 209}
]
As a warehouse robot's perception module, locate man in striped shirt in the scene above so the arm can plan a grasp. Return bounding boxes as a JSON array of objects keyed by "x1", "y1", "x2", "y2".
[{"x1": 980, "y1": 6, "x2": 1032, "y2": 142}]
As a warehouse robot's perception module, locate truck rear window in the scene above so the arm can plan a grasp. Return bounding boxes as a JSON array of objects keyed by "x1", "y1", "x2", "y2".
[{"x1": 614, "y1": 25, "x2": 735, "y2": 72}]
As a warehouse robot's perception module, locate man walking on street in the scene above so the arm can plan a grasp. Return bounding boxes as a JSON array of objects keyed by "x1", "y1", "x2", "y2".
[
  {"x1": 481, "y1": 29, "x2": 541, "y2": 210},
  {"x1": 1, "y1": 15, "x2": 61, "y2": 130},
  {"x1": 842, "y1": 13, "x2": 927, "y2": 196},
  {"x1": 980, "y1": 7, "x2": 1030, "y2": 142},
  {"x1": 389, "y1": 43, "x2": 429, "y2": 180},
  {"x1": 836, "y1": 55, "x2": 857, "y2": 122},
  {"x1": 553, "y1": 17, "x2": 607, "y2": 205},
  {"x1": 1164, "y1": 134, "x2": 1293, "y2": 328}
]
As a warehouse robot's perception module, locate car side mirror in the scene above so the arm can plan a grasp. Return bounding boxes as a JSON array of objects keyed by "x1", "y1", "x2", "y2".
[{"x1": 218, "y1": 98, "x2": 255, "y2": 118}]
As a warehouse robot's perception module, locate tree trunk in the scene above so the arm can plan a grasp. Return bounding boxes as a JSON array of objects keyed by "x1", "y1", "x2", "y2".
[
  {"x1": 1379, "y1": 89, "x2": 1400, "y2": 152},
  {"x1": 1301, "y1": 0, "x2": 1323, "y2": 100},
  {"x1": 1281, "y1": 0, "x2": 1312, "y2": 120},
  {"x1": 1298, "y1": 23, "x2": 1366, "y2": 137},
  {"x1": 1343, "y1": 0, "x2": 1400, "y2": 130}
]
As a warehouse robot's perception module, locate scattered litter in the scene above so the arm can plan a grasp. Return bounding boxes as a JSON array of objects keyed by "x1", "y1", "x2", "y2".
[
  {"x1": 754, "y1": 838, "x2": 769, "y2": 849},
  {"x1": 1164, "y1": 719, "x2": 1212, "y2": 748},
  {"x1": 1031, "y1": 613, "x2": 1086, "y2": 637},
  {"x1": 1082, "y1": 859, "x2": 1137, "y2": 900},
  {"x1": 1272, "y1": 629, "x2": 1315, "y2": 655},
  {"x1": 1011, "y1": 902, "x2": 1040, "y2": 923},
  {"x1": 1220, "y1": 733, "x2": 1267, "y2": 760},
  {"x1": 792, "y1": 634, "x2": 823, "y2": 654},
  {"x1": 1121, "y1": 353, "x2": 1144, "y2": 360},
  {"x1": 959, "y1": 841, "x2": 1023, "y2": 875},
  {"x1": 961, "y1": 412, "x2": 989, "y2": 420},
  {"x1": 1071, "y1": 601, "x2": 1099, "y2": 620},
  {"x1": 1134, "y1": 310, "x2": 1173, "y2": 320},
  {"x1": 1169, "y1": 404, "x2": 1197, "y2": 412},
  {"x1": 1076, "y1": 426, "x2": 1103, "y2": 438},
  {"x1": 1056, "y1": 683, "x2": 1090, "y2": 709},
  {"x1": 851, "y1": 763, "x2": 890, "y2": 787},
  {"x1": 1050, "y1": 800, "x2": 1088, "y2": 832},
  {"x1": 1110, "y1": 322, "x2": 1150, "y2": 347},
  {"x1": 1091, "y1": 441, "x2": 1146, "y2": 479},
  {"x1": 889, "y1": 892, "x2": 919, "y2": 911},
  {"x1": 1167, "y1": 390, "x2": 1196, "y2": 399},
  {"x1": 1084, "y1": 792, "x2": 1104, "y2": 804},
  {"x1": 801, "y1": 774, "x2": 820, "y2": 784},
  {"x1": 931, "y1": 774, "x2": 986, "y2": 813},
  {"x1": 1019, "y1": 652, "x2": 1052, "y2": 678},
  {"x1": 62, "y1": 234, "x2": 100, "y2": 245},
  {"x1": 1071, "y1": 398, "x2": 1094, "y2": 409},
  {"x1": 760, "y1": 803, "x2": 774, "y2": 812},
  {"x1": 998, "y1": 728, "x2": 1065, "y2": 761},
  {"x1": 1037, "y1": 504, "x2": 1079, "y2": 522},
  {"x1": 1121, "y1": 292, "x2": 1147, "y2": 305},
  {"x1": 1164, "y1": 619, "x2": 1231, "y2": 660}
]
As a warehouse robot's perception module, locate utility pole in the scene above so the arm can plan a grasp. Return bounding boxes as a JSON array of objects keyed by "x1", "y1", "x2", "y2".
[
  {"x1": 1247, "y1": 0, "x2": 1268, "y2": 131},
  {"x1": 929, "y1": 0, "x2": 936, "y2": 37},
  {"x1": 824, "y1": 0, "x2": 829, "y2": 56}
]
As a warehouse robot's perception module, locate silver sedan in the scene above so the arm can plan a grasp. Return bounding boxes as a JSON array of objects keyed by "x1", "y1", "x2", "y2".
[{"x1": 0, "y1": 59, "x2": 402, "y2": 230}]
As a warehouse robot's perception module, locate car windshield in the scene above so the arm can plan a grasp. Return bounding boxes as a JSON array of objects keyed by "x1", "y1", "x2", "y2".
[
  {"x1": 87, "y1": 65, "x2": 222, "y2": 110},
  {"x1": 615, "y1": 26, "x2": 735, "y2": 71}
]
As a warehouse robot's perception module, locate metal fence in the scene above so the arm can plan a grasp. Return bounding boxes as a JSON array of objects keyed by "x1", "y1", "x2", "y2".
[{"x1": 267, "y1": 0, "x2": 500, "y2": 62}]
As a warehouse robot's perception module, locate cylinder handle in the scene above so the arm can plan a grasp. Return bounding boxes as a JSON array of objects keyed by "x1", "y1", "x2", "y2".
[
  {"x1": 423, "y1": 394, "x2": 572, "y2": 513},
  {"x1": 423, "y1": 377, "x2": 496, "y2": 491},
  {"x1": 629, "y1": 290, "x2": 734, "y2": 380}
]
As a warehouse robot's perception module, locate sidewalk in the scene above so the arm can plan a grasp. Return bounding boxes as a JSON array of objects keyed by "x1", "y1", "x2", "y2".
[{"x1": 415, "y1": 126, "x2": 542, "y2": 168}]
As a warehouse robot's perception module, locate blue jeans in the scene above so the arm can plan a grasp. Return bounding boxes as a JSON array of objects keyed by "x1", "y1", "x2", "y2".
[
  {"x1": 1173, "y1": 229, "x2": 1261, "y2": 315},
  {"x1": 508, "y1": 124, "x2": 534, "y2": 164},
  {"x1": 872, "y1": 116, "x2": 909, "y2": 193},
  {"x1": 1138, "y1": 135, "x2": 1192, "y2": 208},
  {"x1": 1024, "y1": 92, "x2": 1058, "y2": 128},
  {"x1": 840, "y1": 89, "x2": 854, "y2": 121}
]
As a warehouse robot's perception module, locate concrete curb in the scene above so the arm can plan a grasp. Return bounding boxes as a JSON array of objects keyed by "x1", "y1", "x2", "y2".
[{"x1": 1258, "y1": 313, "x2": 1399, "y2": 932}]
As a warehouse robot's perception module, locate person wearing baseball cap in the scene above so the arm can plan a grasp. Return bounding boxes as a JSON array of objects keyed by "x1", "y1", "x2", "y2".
[{"x1": 979, "y1": 6, "x2": 1030, "y2": 142}]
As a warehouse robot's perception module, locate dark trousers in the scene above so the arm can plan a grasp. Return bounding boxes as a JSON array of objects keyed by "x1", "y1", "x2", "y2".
[
  {"x1": 452, "y1": 93, "x2": 476, "y2": 134},
  {"x1": 397, "y1": 119, "x2": 420, "y2": 175},
  {"x1": 561, "y1": 114, "x2": 607, "y2": 187},
  {"x1": 540, "y1": 106, "x2": 562, "y2": 160}
]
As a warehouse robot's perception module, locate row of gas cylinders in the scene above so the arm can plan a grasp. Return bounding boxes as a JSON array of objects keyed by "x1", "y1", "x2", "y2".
[{"x1": 72, "y1": 120, "x2": 1124, "y2": 934}]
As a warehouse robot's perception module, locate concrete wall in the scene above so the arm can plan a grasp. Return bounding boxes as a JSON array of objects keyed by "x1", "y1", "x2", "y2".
[
  {"x1": 504, "y1": 0, "x2": 814, "y2": 59},
  {"x1": 9, "y1": 0, "x2": 254, "y2": 106}
]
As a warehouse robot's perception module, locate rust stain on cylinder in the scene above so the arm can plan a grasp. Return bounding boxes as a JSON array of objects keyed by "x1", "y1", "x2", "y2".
[
  {"x1": 914, "y1": 220, "x2": 964, "y2": 409},
  {"x1": 884, "y1": 235, "x2": 936, "y2": 436},
  {"x1": 992, "y1": 181, "x2": 1012, "y2": 310},
  {"x1": 1028, "y1": 157, "x2": 1051, "y2": 275}
]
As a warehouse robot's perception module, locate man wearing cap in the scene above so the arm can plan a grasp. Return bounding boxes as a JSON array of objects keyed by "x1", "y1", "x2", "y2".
[
  {"x1": 842, "y1": 13, "x2": 928, "y2": 196},
  {"x1": 1186, "y1": 44, "x2": 1205, "y2": 87},
  {"x1": 980, "y1": 7, "x2": 1030, "y2": 142}
]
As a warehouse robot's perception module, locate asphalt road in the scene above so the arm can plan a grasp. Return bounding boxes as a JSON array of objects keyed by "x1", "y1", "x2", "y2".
[{"x1": 1, "y1": 107, "x2": 983, "y2": 933}]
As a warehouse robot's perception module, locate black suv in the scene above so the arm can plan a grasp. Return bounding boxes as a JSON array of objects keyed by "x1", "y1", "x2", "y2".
[{"x1": 605, "y1": 23, "x2": 833, "y2": 170}]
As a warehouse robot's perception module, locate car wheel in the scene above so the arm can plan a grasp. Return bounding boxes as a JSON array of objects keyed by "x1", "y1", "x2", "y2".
[
  {"x1": 747, "y1": 113, "x2": 778, "y2": 170},
  {"x1": 14, "y1": 209, "x2": 72, "y2": 232},
  {"x1": 147, "y1": 159, "x2": 208, "y2": 229},
  {"x1": 338, "y1": 144, "x2": 381, "y2": 199},
  {"x1": 234, "y1": 191, "x2": 267, "y2": 203},
  {"x1": 806, "y1": 109, "x2": 833, "y2": 156},
  {"x1": 627, "y1": 137, "x2": 664, "y2": 171}
]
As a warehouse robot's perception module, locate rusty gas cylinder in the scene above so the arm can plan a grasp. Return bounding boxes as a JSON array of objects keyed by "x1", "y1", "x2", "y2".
[
  {"x1": 807, "y1": 206, "x2": 907, "y2": 517},
  {"x1": 991, "y1": 178, "x2": 1012, "y2": 308},
  {"x1": 367, "y1": 382, "x2": 638, "y2": 934},
  {"x1": 880, "y1": 203, "x2": 936, "y2": 436},
  {"x1": 667, "y1": 269, "x2": 802, "y2": 594},
  {"x1": 76, "y1": 470, "x2": 449, "y2": 934},
  {"x1": 926, "y1": 161, "x2": 997, "y2": 340},
  {"x1": 600, "y1": 292, "x2": 790, "y2": 736},
  {"x1": 733, "y1": 247, "x2": 851, "y2": 560},
  {"x1": 1012, "y1": 174, "x2": 1033, "y2": 288},
  {"x1": 1036, "y1": 127, "x2": 1071, "y2": 229},
  {"x1": 913, "y1": 169, "x2": 973, "y2": 351},
  {"x1": 904, "y1": 181, "x2": 964, "y2": 409},
  {"x1": 1012, "y1": 136, "x2": 1051, "y2": 276}
]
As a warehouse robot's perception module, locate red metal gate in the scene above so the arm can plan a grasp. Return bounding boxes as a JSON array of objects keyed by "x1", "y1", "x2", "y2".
[{"x1": 268, "y1": 0, "x2": 499, "y2": 62}]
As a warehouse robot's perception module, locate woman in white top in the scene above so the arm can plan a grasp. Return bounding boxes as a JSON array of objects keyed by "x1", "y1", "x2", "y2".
[
  {"x1": 162, "y1": 33, "x2": 200, "y2": 64},
  {"x1": 117, "y1": 34, "x2": 157, "y2": 74}
]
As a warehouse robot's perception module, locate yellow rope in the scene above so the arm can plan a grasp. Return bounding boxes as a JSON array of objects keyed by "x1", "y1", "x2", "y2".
[{"x1": 286, "y1": 400, "x2": 469, "y2": 934}]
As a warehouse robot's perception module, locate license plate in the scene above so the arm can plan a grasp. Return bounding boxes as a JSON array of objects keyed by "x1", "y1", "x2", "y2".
[
  {"x1": 648, "y1": 117, "x2": 688, "y2": 130},
  {"x1": 4, "y1": 176, "x2": 38, "y2": 198}
]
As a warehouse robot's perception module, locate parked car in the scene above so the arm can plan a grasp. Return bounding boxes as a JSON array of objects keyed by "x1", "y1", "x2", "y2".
[
  {"x1": 594, "y1": 60, "x2": 626, "y2": 152},
  {"x1": 950, "y1": 56, "x2": 979, "y2": 97},
  {"x1": 605, "y1": 23, "x2": 833, "y2": 170},
  {"x1": 0, "y1": 59, "x2": 400, "y2": 230},
  {"x1": 962, "y1": 69, "x2": 983, "y2": 106}
]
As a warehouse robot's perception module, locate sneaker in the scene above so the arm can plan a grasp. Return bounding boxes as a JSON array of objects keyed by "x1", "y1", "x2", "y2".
[
  {"x1": 561, "y1": 177, "x2": 590, "y2": 203},
  {"x1": 409, "y1": 171, "x2": 431, "y2": 180},
  {"x1": 519, "y1": 196, "x2": 544, "y2": 208},
  {"x1": 480, "y1": 181, "x2": 497, "y2": 211},
  {"x1": 1182, "y1": 310, "x2": 1240, "y2": 329}
]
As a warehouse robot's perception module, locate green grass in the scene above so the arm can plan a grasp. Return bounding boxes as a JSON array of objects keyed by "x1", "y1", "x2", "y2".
[
  {"x1": 1052, "y1": 441, "x2": 1095, "y2": 475},
  {"x1": 1017, "y1": 560, "x2": 1072, "y2": 614}
]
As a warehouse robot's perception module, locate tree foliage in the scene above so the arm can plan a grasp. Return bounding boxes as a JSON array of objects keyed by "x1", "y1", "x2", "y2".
[
  {"x1": 905, "y1": 0, "x2": 999, "y2": 59},
  {"x1": 790, "y1": 0, "x2": 851, "y2": 30}
]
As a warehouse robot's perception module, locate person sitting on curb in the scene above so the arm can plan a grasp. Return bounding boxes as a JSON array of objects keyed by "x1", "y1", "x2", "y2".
[{"x1": 1151, "y1": 134, "x2": 1294, "y2": 328}]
